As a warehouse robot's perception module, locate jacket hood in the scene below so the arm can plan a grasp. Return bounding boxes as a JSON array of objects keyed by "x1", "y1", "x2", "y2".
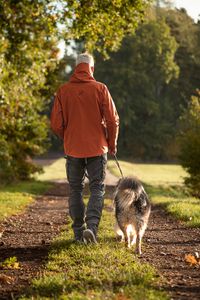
[{"x1": 69, "y1": 63, "x2": 95, "y2": 83}]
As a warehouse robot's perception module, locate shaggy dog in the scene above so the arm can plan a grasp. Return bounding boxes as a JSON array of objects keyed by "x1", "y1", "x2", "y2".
[{"x1": 114, "y1": 177, "x2": 151, "y2": 255}]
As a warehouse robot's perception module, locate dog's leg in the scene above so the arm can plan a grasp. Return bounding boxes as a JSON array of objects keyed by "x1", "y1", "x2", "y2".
[
  {"x1": 135, "y1": 224, "x2": 146, "y2": 255},
  {"x1": 126, "y1": 225, "x2": 132, "y2": 248},
  {"x1": 135, "y1": 233, "x2": 142, "y2": 255},
  {"x1": 129, "y1": 226, "x2": 136, "y2": 247},
  {"x1": 119, "y1": 226, "x2": 128, "y2": 247},
  {"x1": 131, "y1": 235, "x2": 136, "y2": 246},
  {"x1": 125, "y1": 233, "x2": 129, "y2": 248},
  {"x1": 120, "y1": 235, "x2": 125, "y2": 243},
  {"x1": 127, "y1": 231, "x2": 131, "y2": 248},
  {"x1": 114, "y1": 223, "x2": 125, "y2": 242},
  {"x1": 117, "y1": 233, "x2": 124, "y2": 243}
]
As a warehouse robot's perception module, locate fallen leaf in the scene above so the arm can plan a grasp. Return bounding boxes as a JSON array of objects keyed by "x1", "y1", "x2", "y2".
[
  {"x1": 0, "y1": 274, "x2": 14, "y2": 284},
  {"x1": 185, "y1": 254, "x2": 200, "y2": 266}
]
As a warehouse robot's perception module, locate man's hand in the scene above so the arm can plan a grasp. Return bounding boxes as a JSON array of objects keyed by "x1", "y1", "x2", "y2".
[{"x1": 108, "y1": 147, "x2": 117, "y2": 156}]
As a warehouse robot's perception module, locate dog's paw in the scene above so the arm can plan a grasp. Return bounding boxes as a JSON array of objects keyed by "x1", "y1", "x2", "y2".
[
  {"x1": 135, "y1": 248, "x2": 142, "y2": 256},
  {"x1": 131, "y1": 238, "x2": 136, "y2": 246},
  {"x1": 116, "y1": 235, "x2": 124, "y2": 243}
]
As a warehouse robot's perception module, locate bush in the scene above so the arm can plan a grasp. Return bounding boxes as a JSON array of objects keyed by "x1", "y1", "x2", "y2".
[
  {"x1": 0, "y1": 109, "x2": 46, "y2": 181},
  {"x1": 0, "y1": 1, "x2": 58, "y2": 182},
  {"x1": 179, "y1": 92, "x2": 200, "y2": 197}
]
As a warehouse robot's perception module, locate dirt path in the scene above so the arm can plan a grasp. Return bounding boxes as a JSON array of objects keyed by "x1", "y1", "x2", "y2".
[
  {"x1": 142, "y1": 204, "x2": 200, "y2": 300},
  {"x1": 106, "y1": 173, "x2": 200, "y2": 300},
  {"x1": 0, "y1": 172, "x2": 199, "y2": 299},
  {"x1": 0, "y1": 183, "x2": 69, "y2": 300}
]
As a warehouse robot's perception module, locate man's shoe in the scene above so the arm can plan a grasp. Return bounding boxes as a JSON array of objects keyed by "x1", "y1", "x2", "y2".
[{"x1": 83, "y1": 229, "x2": 97, "y2": 244}]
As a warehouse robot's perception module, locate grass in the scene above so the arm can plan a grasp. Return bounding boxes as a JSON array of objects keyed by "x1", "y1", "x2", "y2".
[
  {"x1": 0, "y1": 181, "x2": 52, "y2": 220},
  {"x1": 21, "y1": 199, "x2": 168, "y2": 300},
  {"x1": 36, "y1": 157, "x2": 186, "y2": 185},
  {"x1": 108, "y1": 160, "x2": 186, "y2": 186},
  {"x1": 36, "y1": 158, "x2": 66, "y2": 181},
  {"x1": 108, "y1": 160, "x2": 200, "y2": 227},
  {"x1": 35, "y1": 157, "x2": 200, "y2": 227},
  {"x1": 152, "y1": 195, "x2": 200, "y2": 227}
]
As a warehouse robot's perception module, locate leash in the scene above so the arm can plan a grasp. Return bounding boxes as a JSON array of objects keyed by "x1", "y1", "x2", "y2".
[{"x1": 113, "y1": 154, "x2": 124, "y2": 178}]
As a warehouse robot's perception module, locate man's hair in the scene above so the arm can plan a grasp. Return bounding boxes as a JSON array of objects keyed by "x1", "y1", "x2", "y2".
[{"x1": 76, "y1": 53, "x2": 94, "y2": 67}]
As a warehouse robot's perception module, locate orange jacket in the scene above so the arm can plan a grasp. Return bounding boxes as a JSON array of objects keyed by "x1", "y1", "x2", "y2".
[{"x1": 51, "y1": 63, "x2": 119, "y2": 158}]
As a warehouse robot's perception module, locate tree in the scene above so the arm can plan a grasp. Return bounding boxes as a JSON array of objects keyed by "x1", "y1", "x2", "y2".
[
  {"x1": 158, "y1": 7, "x2": 200, "y2": 159},
  {"x1": 178, "y1": 91, "x2": 200, "y2": 197},
  {"x1": 95, "y1": 19, "x2": 179, "y2": 159},
  {"x1": 159, "y1": 7, "x2": 200, "y2": 105},
  {"x1": 0, "y1": 0, "x2": 59, "y2": 181},
  {"x1": 0, "y1": 0, "x2": 151, "y2": 181},
  {"x1": 60, "y1": 0, "x2": 151, "y2": 56},
  {"x1": 93, "y1": 6, "x2": 200, "y2": 160}
]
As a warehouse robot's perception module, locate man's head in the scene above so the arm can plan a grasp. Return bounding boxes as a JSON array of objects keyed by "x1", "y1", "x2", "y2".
[{"x1": 76, "y1": 53, "x2": 94, "y2": 73}]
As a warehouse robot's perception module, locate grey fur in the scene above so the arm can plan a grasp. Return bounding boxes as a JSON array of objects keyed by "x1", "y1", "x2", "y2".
[{"x1": 114, "y1": 177, "x2": 151, "y2": 255}]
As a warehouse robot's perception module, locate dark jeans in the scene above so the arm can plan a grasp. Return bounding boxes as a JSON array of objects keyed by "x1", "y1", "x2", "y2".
[{"x1": 66, "y1": 154, "x2": 107, "y2": 239}]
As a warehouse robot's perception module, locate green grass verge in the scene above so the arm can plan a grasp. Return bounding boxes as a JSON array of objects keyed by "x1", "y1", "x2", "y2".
[
  {"x1": 145, "y1": 184, "x2": 200, "y2": 227},
  {"x1": 21, "y1": 199, "x2": 168, "y2": 300},
  {"x1": 108, "y1": 160, "x2": 200, "y2": 227},
  {"x1": 0, "y1": 181, "x2": 52, "y2": 220},
  {"x1": 36, "y1": 158, "x2": 66, "y2": 181},
  {"x1": 36, "y1": 158, "x2": 200, "y2": 227},
  {"x1": 152, "y1": 195, "x2": 200, "y2": 227},
  {"x1": 108, "y1": 160, "x2": 186, "y2": 186},
  {"x1": 36, "y1": 158, "x2": 186, "y2": 185}
]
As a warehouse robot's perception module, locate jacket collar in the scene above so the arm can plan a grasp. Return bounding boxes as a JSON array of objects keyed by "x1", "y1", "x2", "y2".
[{"x1": 69, "y1": 63, "x2": 95, "y2": 83}]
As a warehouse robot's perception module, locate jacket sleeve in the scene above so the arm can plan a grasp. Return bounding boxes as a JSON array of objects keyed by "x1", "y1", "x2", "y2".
[
  {"x1": 50, "y1": 90, "x2": 64, "y2": 140},
  {"x1": 101, "y1": 85, "x2": 119, "y2": 151}
]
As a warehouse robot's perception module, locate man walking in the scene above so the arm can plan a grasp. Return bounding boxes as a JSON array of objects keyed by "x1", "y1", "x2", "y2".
[{"x1": 51, "y1": 53, "x2": 119, "y2": 244}]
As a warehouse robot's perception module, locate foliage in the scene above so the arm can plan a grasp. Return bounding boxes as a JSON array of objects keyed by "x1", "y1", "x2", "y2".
[
  {"x1": 60, "y1": 0, "x2": 152, "y2": 56},
  {"x1": 158, "y1": 7, "x2": 200, "y2": 160},
  {"x1": 0, "y1": 0, "x2": 152, "y2": 181},
  {"x1": 162, "y1": 7, "x2": 200, "y2": 99},
  {"x1": 95, "y1": 19, "x2": 179, "y2": 159},
  {"x1": 93, "y1": 7, "x2": 200, "y2": 160},
  {"x1": 178, "y1": 92, "x2": 200, "y2": 197},
  {"x1": 0, "y1": 0, "x2": 59, "y2": 181},
  {"x1": 1, "y1": 0, "x2": 199, "y2": 181}
]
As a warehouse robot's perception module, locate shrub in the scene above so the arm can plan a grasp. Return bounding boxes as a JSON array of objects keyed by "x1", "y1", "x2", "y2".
[
  {"x1": 178, "y1": 91, "x2": 200, "y2": 197},
  {"x1": 0, "y1": 1, "x2": 58, "y2": 182}
]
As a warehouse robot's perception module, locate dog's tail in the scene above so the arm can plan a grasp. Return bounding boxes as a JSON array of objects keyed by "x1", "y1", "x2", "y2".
[
  {"x1": 114, "y1": 177, "x2": 145, "y2": 210},
  {"x1": 115, "y1": 188, "x2": 137, "y2": 210}
]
